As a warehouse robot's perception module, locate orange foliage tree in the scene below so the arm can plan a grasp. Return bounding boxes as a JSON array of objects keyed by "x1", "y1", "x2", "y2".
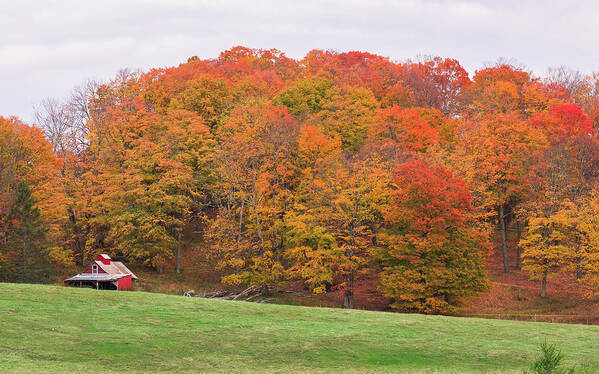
[
  {"x1": 286, "y1": 124, "x2": 388, "y2": 307},
  {"x1": 84, "y1": 95, "x2": 214, "y2": 270},
  {"x1": 376, "y1": 159, "x2": 489, "y2": 313},
  {"x1": 0, "y1": 116, "x2": 67, "y2": 280},
  {"x1": 454, "y1": 112, "x2": 547, "y2": 273},
  {"x1": 208, "y1": 104, "x2": 299, "y2": 288}
]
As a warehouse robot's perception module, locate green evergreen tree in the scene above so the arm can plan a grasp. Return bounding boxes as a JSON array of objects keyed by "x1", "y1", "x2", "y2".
[{"x1": 6, "y1": 181, "x2": 52, "y2": 283}]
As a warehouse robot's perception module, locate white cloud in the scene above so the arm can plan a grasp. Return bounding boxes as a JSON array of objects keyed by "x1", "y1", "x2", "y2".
[{"x1": 1, "y1": 0, "x2": 599, "y2": 122}]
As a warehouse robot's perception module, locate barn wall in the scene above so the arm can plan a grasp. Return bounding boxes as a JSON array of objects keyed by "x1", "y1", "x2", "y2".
[{"x1": 118, "y1": 275, "x2": 132, "y2": 291}]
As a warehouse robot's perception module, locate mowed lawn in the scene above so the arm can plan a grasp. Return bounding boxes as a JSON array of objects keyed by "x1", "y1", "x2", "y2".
[{"x1": 0, "y1": 283, "x2": 598, "y2": 373}]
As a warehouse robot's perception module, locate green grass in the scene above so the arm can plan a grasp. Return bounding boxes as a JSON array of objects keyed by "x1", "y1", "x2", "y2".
[{"x1": 0, "y1": 284, "x2": 597, "y2": 373}]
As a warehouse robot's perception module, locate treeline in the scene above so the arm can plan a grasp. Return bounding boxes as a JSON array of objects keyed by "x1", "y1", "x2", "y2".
[{"x1": 2, "y1": 47, "x2": 599, "y2": 311}]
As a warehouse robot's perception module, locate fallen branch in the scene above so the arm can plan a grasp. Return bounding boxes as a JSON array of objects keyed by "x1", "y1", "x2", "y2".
[
  {"x1": 202, "y1": 290, "x2": 230, "y2": 298},
  {"x1": 194, "y1": 285, "x2": 271, "y2": 301},
  {"x1": 232, "y1": 285, "x2": 267, "y2": 301}
]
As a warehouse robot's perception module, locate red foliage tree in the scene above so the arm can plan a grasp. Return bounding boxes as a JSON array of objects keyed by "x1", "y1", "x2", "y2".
[
  {"x1": 529, "y1": 104, "x2": 596, "y2": 142},
  {"x1": 376, "y1": 159, "x2": 489, "y2": 313}
]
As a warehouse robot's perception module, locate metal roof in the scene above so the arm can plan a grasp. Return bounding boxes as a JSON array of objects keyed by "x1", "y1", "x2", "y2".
[
  {"x1": 64, "y1": 273, "x2": 127, "y2": 282},
  {"x1": 96, "y1": 260, "x2": 138, "y2": 280}
]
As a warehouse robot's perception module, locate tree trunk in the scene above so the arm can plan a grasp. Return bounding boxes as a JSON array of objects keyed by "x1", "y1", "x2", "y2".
[
  {"x1": 576, "y1": 256, "x2": 584, "y2": 279},
  {"x1": 176, "y1": 230, "x2": 182, "y2": 274},
  {"x1": 343, "y1": 270, "x2": 355, "y2": 309},
  {"x1": 195, "y1": 216, "x2": 202, "y2": 240},
  {"x1": 499, "y1": 205, "x2": 509, "y2": 273},
  {"x1": 541, "y1": 271, "x2": 547, "y2": 298},
  {"x1": 22, "y1": 237, "x2": 27, "y2": 283},
  {"x1": 516, "y1": 221, "x2": 522, "y2": 270},
  {"x1": 343, "y1": 289, "x2": 354, "y2": 309},
  {"x1": 237, "y1": 200, "x2": 244, "y2": 243}
]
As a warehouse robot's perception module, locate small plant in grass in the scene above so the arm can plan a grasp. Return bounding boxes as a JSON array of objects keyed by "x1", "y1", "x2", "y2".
[{"x1": 524, "y1": 341, "x2": 575, "y2": 374}]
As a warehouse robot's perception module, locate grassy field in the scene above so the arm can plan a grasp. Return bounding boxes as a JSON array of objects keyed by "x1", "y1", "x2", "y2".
[{"x1": 0, "y1": 284, "x2": 598, "y2": 373}]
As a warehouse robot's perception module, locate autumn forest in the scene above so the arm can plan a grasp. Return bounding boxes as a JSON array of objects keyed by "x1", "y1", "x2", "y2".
[{"x1": 3, "y1": 47, "x2": 599, "y2": 313}]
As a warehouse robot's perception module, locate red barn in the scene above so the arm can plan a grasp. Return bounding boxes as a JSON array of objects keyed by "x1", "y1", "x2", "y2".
[{"x1": 64, "y1": 254, "x2": 138, "y2": 291}]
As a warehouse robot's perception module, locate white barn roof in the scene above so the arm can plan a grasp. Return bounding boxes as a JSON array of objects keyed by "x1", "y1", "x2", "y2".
[
  {"x1": 95, "y1": 260, "x2": 138, "y2": 280},
  {"x1": 64, "y1": 273, "x2": 127, "y2": 282}
]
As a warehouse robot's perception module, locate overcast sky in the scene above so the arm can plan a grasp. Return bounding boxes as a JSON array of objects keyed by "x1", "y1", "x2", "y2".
[{"x1": 2, "y1": 0, "x2": 598, "y2": 122}]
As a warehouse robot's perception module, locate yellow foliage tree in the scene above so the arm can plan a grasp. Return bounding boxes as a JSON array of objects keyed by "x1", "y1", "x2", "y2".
[{"x1": 520, "y1": 201, "x2": 579, "y2": 297}]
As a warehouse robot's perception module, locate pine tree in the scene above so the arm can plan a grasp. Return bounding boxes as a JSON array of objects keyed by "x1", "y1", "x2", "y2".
[{"x1": 6, "y1": 181, "x2": 51, "y2": 283}]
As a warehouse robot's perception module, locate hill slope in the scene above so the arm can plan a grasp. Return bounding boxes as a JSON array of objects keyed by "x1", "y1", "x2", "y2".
[{"x1": 0, "y1": 284, "x2": 598, "y2": 373}]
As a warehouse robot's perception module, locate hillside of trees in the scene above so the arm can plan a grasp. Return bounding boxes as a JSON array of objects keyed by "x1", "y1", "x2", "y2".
[{"x1": 3, "y1": 47, "x2": 599, "y2": 313}]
